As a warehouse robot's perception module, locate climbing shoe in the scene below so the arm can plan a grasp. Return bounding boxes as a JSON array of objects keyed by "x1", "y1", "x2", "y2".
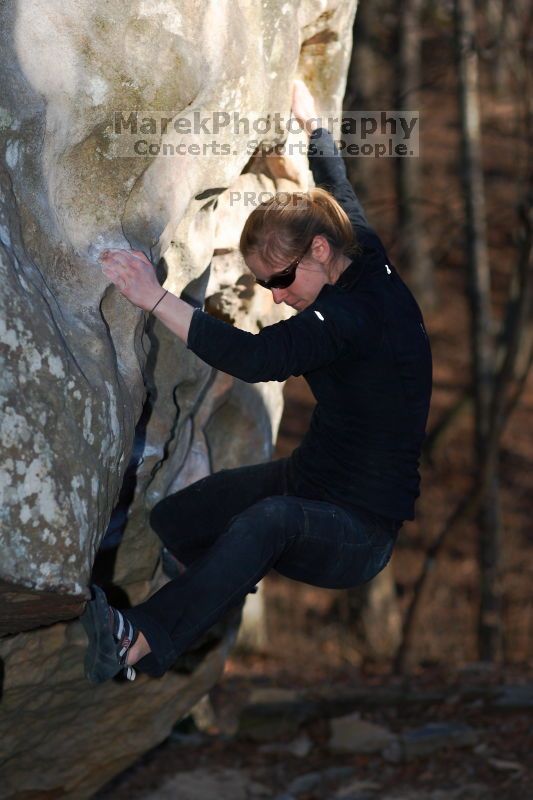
[{"x1": 81, "y1": 584, "x2": 138, "y2": 684}]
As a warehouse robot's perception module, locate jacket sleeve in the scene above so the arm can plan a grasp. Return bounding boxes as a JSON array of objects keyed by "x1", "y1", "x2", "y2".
[
  {"x1": 308, "y1": 128, "x2": 386, "y2": 257},
  {"x1": 186, "y1": 296, "x2": 379, "y2": 383}
]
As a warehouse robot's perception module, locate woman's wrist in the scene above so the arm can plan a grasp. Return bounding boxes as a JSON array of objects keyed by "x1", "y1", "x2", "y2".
[
  {"x1": 149, "y1": 289, "x2": 168, "y2": 314},
  {"x1": 150, "y1": 290, "x2": 195, "y2": 344}
]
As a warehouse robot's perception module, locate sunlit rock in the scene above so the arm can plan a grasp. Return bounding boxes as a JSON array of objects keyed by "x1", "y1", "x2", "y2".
[{"x1": 0, "y1": 0, "x2": 356, "y2": 795}]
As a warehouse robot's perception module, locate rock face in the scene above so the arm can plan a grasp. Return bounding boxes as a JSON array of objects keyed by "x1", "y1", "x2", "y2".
[{"x1": 0, "y1": 0, "x2": 356, "y2": 796}]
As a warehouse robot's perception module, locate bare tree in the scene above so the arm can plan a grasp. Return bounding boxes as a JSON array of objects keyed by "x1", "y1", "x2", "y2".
[
  {"x1": 455, "y1": 0, "x2": 504, "y2": 662},
  {"x1": 395, "y1": 193, "x2": 532, "y2": 673},
  {"x1": 344, "y1": 0, "x2": 379, "y2": 206},
  {"x1": 395, "y1": 0, "x2": 533, "y2": 672},
  {"x1": 339, "y1": 568, "x2": 402, "y2": 664},
  {"x1": 482, "y1": 0, "x2": 530, "y2": 97},
  {"x1": 396, "y1": 0, "x2": 436, "y2": 311},
  {"x1": 339, "y1": 0, "x2": 404, "y2": 663}
]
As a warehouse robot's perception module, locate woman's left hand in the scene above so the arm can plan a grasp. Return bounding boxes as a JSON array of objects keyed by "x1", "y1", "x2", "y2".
[
  {"x1": 291, "y1": 79, "x2": 320, "y2": 136},
  {"x1": 99, "y1": 249, "x2": 165, "y2": 312}
]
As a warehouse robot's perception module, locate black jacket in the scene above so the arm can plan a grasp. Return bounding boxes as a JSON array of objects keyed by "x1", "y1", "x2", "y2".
[{"x1": 186, "y1": 128, "x2": 433, "y2": 521}]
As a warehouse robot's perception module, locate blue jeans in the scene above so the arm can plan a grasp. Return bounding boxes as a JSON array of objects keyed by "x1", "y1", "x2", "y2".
[{"x1": 124, "y1": 457, "x2": 401, "y2": 676}]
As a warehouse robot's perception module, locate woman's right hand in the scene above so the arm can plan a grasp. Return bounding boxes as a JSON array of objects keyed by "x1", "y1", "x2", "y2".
[
  {"x1": 291, "y1": 79, "x2": 320, "y2": 136},
  {"x1": 100, "y1": 249, "x2": 164, "y2": 312}
]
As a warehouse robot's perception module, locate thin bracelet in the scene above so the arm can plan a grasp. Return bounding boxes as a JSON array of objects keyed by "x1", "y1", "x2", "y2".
[{"x1": 150, "y1": 289, "x2": 168, "y2": 314}]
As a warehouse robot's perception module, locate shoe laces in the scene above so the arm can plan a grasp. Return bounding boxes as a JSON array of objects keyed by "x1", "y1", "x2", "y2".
[{"x1": 111, "y1": 607, "x2": 138, "y2": 681}]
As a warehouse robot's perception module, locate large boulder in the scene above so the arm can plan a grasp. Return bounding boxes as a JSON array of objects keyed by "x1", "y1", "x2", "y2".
[{"x1": 0, "y1": 0, "x2": 356, "y2": 796}]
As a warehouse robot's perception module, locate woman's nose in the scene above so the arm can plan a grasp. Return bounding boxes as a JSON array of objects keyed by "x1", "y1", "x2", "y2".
[{"x1": 271, "y1": 288, "x2": 286, "y2": 304}]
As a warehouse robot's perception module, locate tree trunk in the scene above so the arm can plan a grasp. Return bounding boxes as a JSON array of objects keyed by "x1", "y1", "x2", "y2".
[
  {"x1": 342, "y1": 567, "x2": 402, "y2": 663},
  {"x1": 454, "y1": 0, "x2": 502, "y2": 661},
  {"x1": 395, "y1": 195, "x2": 532, "y2": 673},
  {"x1": 235, "y1": 584, "x2": 268, "y2": 653},
  {"x1": 344, "y1": 0, "x2": 378, "y2": 207},
  {"x1": 396, "y1": 0, "x2": 436, "y2": 311}
]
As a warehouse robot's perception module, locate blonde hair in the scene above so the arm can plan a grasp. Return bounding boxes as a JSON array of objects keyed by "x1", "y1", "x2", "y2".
[{"x1": 239, "y1": 188, "x2": 361, "y2": 278}]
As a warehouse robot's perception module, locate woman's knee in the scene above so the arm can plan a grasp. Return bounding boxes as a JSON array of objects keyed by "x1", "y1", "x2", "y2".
[
  {"x1": 229, "y1": 496, "x2": 291, "y2": 545},
  {"x1": 149, "y1": 497, "x2": 175, "y2": 541},
  {"x1": 237, "y1": 496, "x2": 284, "y2": 521}
]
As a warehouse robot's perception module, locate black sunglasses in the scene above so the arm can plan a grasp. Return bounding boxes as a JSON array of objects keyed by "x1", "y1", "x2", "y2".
[{"x1": 254, "y1": 245, "x2": 310, "y2": 290}]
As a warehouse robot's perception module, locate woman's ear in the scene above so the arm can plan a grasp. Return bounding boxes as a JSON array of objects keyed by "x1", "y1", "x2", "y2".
[{"x1": 311, "y1": 234, "x2": 331, "y2": 263}]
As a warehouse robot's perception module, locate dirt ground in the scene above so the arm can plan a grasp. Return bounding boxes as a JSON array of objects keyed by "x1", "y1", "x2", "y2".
[{"x1": 95, "y1": 654, "x2": 532, "y2": 799}]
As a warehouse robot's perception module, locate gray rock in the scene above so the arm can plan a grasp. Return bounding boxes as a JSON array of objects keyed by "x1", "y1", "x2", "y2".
[
  {"x1": 1, "y1": 0, "x2": 355, "y2": 629},
  {"x1": 168, "y1": 730, "x2": 207, "y2": 746},
  {"x1": 141, "y1": 767, "x2": 268, "y2": 800},
  {"x1": 457, "y1": 661, "x2": 500, "y2": 679},
  {"x1": 489, "y1": 684, "x2": 533, "y2": 710},
  {"x1": 383, "y1": 721, "x2": 479, "y2": 762},
  {"x1": 486, "y1": 757, "x2": 525, "y2": 774},
  {"x1": 329, "y1": 713, "x2": 396, "y2": 754},
  {"x1": 321, "y1": 766, "x2": 356, "y2": 783},
  {"x1": 335, "y1": 795, "x2": 374, "y2": 800},
  {"x1": 287, "y1": 771, "x2": 322, "y2": 795},
  {"x1": 238, "y1": 688, "x2": 319, "y2": 742},
  {"x1": 0, "y1": 0, "x2": 357, "y2": 796},
  {"x1": 248, "y1": 779, "x2": 274, "y2": 798},
  {"x1": 0, "y1": 618, "x2": 241, "y2": 800},
  {"x1": 258, "y1": 732, "x2": 313, "y2": 758},
  {"x1": 287, "y1": 766, "x2": 356, "y2": 797},
  {"x1": 335, "y1": 779, "x2": 382, "y2": 798},
  {"x1": 248, "y1": 687, "x2": 304, "y2": 705},
  {"x1": 314, "y1": 686, "x2": 447, "y2": 717},
  {"x1": 429, "y1": 785, "x2": 493, "y2": 800}
]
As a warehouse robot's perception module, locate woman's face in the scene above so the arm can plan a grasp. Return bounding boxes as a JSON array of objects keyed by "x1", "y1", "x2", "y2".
[{"x1": 245, "y1": 236, "x2": 332, "y2": 312}]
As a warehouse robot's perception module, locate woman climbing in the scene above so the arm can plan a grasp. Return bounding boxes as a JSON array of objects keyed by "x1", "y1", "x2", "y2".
[{"x1": 81, "y1": 80, "x2": 432, "y2": 682}]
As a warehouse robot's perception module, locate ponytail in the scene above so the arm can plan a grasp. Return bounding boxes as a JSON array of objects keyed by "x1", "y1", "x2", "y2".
[{"x1": 239, "y1": 187, "x2": 361, "y2": 272}]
